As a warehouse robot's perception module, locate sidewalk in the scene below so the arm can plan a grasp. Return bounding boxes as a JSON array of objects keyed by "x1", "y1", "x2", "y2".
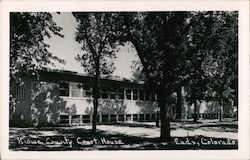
[{"x1": 76, "y1": 119, "x2": 237, "y2": 139}]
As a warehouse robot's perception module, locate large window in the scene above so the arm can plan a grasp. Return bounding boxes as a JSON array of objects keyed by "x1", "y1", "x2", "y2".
[
  {"x1": 59, "y1": 82, "x2": 70, "y2": 97},
  {"x1": 101, "y1": 87, "x2": 109, "y2": 99},
  {"x1": 71, "y1": 83, "x2": 81, "y2": 97},
  {"x1": 110, "y1": 88, "x2": 116, "y2": 99},
  {"x1": 133, "y1": 89, "x2": 138, "y2": 100},
  {"x1": 60, "y1": 82, "x2": 91, "y2": 98},
  {"x1": 82, "y1": 84, "x2": 91, "y2": 98},
  {"x1": 13, "y1": 85, "x2": 25, "y2": 99},
  {"x1": 151, "y1": 92, "x2": 157, "y2": 101},
  {"x1": 126, "y1": 89, "x2": 131, "y2": 100},
  {"x1": 139, "y1": 90, "x2": 144, "y2": 101},
  {"x1": 118, "y1": 88, "x2": 124, "y2": 100},
  {"x1": 145, "y1": 90, "x2": 150, "y2": 101}
]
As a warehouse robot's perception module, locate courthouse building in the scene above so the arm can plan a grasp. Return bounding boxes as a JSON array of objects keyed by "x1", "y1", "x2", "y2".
[{"x1": 10, "y1": 70, "x2": 235, "y2": 127}]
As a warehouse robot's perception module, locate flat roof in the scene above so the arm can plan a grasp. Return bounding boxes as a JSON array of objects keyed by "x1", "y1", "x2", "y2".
[{"x1": 37, "y1": 69, "x2": 146, "y2": 88}]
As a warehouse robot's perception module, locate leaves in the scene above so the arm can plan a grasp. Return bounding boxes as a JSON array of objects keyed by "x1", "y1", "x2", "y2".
[
  {"x1": 73, "y1": 12, "x2": 122, "y2": 77},
  {"x1": 10, "y1": 12, "x2": 65, "y2": 83},
  {"x1": 10, "y1": 12, "x2": 65, "y2": 111}
]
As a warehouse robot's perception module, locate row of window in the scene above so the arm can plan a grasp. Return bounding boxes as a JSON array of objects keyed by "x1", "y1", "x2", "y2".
[
  {"x1": 59, "y1": 82, "x2": 157, "y2": 101},
  {"x1": 59, "y1": 113, "x2": 157, "y2": 124},
  {"x1": 13, "y1": 85, "x2": 25, "y2": 100}
]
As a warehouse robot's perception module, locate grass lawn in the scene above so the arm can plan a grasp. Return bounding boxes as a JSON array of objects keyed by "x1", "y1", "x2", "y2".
[{"x1": 9, "y1": 119, "x2": 238, "y2": 150}]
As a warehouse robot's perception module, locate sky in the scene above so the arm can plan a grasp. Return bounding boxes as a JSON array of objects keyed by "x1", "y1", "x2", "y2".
[{"x1": 44, "y1": 12, "x2": 139, "y2": 79}]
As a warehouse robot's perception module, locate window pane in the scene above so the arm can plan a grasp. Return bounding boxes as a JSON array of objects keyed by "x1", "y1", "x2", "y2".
[
  {"x1": 151, "y1": 114, "x2": 156, "y2": 120},
  {"x1": 110, "y1": 88, "x2": 116, "y2": 99},
  {"x1": 59, "y1": 115, "x2": 69, "y2": 124},
  {"x1": 82, "y1": 115, "x2": 90, "y2": 123},
  {"x1": 133, "y1": 114, "x2": 138, "y2": 121},
  {"x1": 133, "y1": 89, "x2": 138, "y2": 100},
  {"x1": 102, "y1": 115, "x2": 109, "y2": 122},
  {"x1": 145, "y1": 114, "x2": 150, "y2": 121},
  {"x1": 118, "y1": 88, "x2": 124, "y2": 99},
  {"x1": 82, "y1": 90, "x2": 91, "y2": 98},
  {"x1": 139, "y1": 114, "x2": 144, "y2": 121},
  {"x1": 60, "y1": 89, "x2": 69, "y2": 97},
  {"x1": 86, "y1": 90, "x2": 91, "y2": 97},
  {"x1": 118, "y1": 115, "x2": 124, "y2": 121},
  {"x1": 72, "y1": 89, "x2": 81, "y2": 97},
  {"x1": 126, "y1": 89, "x2": 131, "y2": 100},
  {"x1": 71, "y1": 82, "x2": 81, "y2": 89},
  {"x1": 126, "y1": 114, "x2": 132, "y2": 121},
  {"x1": 151, "y1": 92, "x2": 157, "y2": 101},
  {"x1": 72, "y1": 115, "x2": 80, "y2": 124},
  {"x1": 145, "y1": 91, "x2": 150, "y2": 101},
  {"x1": 110, "y1": 115, "x2": 117, "y2": 122},
  {"x1": 71, "y1": 83, "x2": 81, "y2": 97},
  {"x1": 60, "y1": 82, "x2": 69, "y2": 97},
  {"x1": 60, "y1": 82, "x2": 69, "y2": 89},
  {"x1": 139, "y1": 90, "x2": 144, "y2": 101},
  {"x1": 101, "y1": 88, "x2": 109, "y2": 99}
]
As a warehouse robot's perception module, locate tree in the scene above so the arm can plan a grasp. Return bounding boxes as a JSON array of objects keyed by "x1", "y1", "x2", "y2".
[
  {"x1": 73, "y1": 12, "x2": 122, "y2": 133},
  {"x1": 121, "y1": 12, "x2": 190, "y2": 142},
  {"x1": 183, "y1": 12, "x2": 213, "y2": 122},
  {"x1": 10, "y1": 12, "x2": 65, "y2": 114},
  {"x1": 199, "y1": 12, "x2": 238, "y2": 121}
]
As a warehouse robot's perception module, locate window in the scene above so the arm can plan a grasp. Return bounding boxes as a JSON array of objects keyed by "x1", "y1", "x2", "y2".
[
  {"x1": 126, "y1": 114, "x2": 132, "y2": 121},
  {"x1": 139, "y1": 114, "x2": 144, "y2": 121},
  {"x1": 139, "y1": 90, "x2": 144, "y2": 101},
  {"x1": 118, "y1": 88, "x2": 124, "y2": 100},
  {"x1": 71, "y1": 83, "x2": 81, "y2": 97},
  {"x1": 133, "y1": 89, "x2": 138, "y2": 100},
  {"x1": 151, "y1": 92, "x2": 157, "y2": 101},
  {"x1": 126, "y1": 89, "x2": 131, "y2": 100},
  {"x1": 151, "y1": 114, "x2": 156, "y2": 120},
  {"x1": 101, "y1": 88, "x2": 109, "y2": 99},
  {"x1": 59, "y1": 82, "x2": 69, "y2": 97},
  {"x1": 82, "y1": 84, "x2": 91, "y2": 98},
  {"x1": 133, "y1": 114, "x2": 138, "y2": 121},
  {"x1": 102, "y1": 115, "x2": 109, "y2": 122},
  {"x1": 82, "y1": 115, "x2": 90, "y2": 123},
  {"x1": 145, "y1": 114, "x2": 150, "y2": 121},
  {"x1": 14, "y1": 85, "x2": 25, "y2": 99},
  {"x1": 59, "y1": 115, "x2": 69, "y2": 124},
  {"x1": 118, "y1": 115, "x2": 124, "y2": 121},
  {"x1": 110, "y1": 115, "x2": 117, "y2": 122},
  {"x1": 145, "y1": 90, "x2": 150, "y2": 101},
  {"x1": 71, "y1": 115, "x2": 80, "y2": 124},
  {"x1": 110, "y1": 88, "x2": 116, "y2": 99}
]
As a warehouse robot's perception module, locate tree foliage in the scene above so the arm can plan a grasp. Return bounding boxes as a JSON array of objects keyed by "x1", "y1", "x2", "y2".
[
  {"x1": 73, "y1": 12, "x2": 123, "y2": 133},
  {"x1": 119, "y1": 12, "x2": 190, "y2": 141},
  {"x1": 200, "y1": 12, "x2": 238, "y2": 121},
  {"x1": 10, "y1": 12, "x2": 65, "y2": 113},
  {"x1": 10, "y1": 12, "x2": 65, "y2": 82}
]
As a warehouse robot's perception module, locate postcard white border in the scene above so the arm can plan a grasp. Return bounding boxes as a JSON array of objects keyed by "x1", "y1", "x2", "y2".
[{"x1": 0, "y1": 0, "x2": 249, "y2": 160}]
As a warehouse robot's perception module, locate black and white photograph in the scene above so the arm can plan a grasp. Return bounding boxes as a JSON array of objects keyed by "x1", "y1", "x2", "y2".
[{"x1": 0, "y1": 0, "x2": 249, "y2": 160}]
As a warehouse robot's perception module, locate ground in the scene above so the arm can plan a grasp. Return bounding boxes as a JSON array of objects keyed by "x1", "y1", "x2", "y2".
[{"x1": 9, "y1": 118, "x2": 238, "y2": 150}]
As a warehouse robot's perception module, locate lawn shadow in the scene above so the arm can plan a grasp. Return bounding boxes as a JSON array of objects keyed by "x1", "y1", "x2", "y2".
[{"x1": 9, "y1": 126, "x2": 238, "y2": 151}]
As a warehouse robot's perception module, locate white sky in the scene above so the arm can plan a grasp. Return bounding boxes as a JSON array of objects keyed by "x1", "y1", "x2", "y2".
[{"x1": 44, "y1": 12, "x2": 139, "y2": 79}]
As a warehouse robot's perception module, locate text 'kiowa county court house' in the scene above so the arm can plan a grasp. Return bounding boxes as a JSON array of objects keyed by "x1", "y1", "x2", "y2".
[{"x1": 10, "y1": 70, "x2": 236, "y2": 127}]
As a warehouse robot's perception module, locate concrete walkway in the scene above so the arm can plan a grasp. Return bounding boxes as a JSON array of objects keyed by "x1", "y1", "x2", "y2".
[{"x1": 74, "y1": 119, "x2": 238, "y2": 140}]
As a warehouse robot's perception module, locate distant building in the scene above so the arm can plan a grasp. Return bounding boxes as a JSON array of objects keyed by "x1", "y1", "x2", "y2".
[{"x1": 10, "y1": 70, "x2": 235, "y2": 127}]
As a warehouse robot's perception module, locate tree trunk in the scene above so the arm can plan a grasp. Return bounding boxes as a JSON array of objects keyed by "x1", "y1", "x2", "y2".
[
  {"x1": 219, "y1": 95, "x2": 223, "y2": 122},
  {"x1": 176, "y1": 86, "x2": 182, "y2": 120},
  {"x1": 158, "y1": 87, "x2": 171, "y2": 142},
  {"x1": 92, "y1": 61, "x2": 100, "y2": 134},
  {"x1": 156, "y1": 109, "x2": 160, "y2": 127},
  {"x1": 193, "y1": 99, "x2": 198, "y2": 123}
]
